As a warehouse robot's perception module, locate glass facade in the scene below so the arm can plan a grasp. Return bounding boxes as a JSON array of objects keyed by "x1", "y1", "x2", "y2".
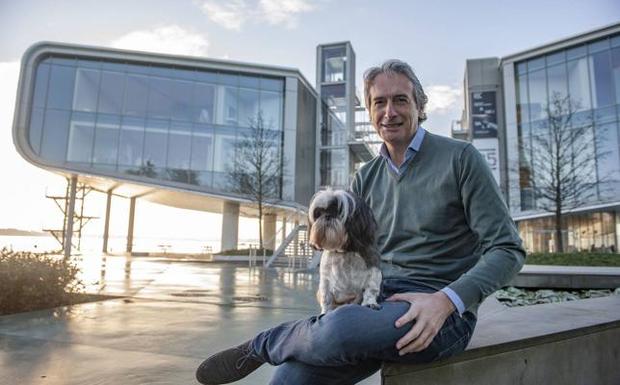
[
  {"x1": 515, "y1": 33, "x2": 620, "y2": 212},
  {"x1": 28, "y1": 55, "x2": 285, "y2": 195}
]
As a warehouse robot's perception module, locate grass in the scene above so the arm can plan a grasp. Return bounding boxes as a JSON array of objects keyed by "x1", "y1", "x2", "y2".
[{"x1": 526, "y1": 252, "x2": 620, "y2": 267}]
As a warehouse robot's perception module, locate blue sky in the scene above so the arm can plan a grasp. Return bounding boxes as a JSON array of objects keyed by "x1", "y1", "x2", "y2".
[{"x1": 0, "y1": 0, "x2": 618, "y2": 246}]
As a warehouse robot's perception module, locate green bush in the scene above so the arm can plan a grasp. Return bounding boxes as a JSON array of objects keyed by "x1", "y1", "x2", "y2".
[
  {"x1": 526, "y1": 252, "x2": 620, "y2": 267},
  {"x1": 0, "y1": 248, "x2": 84, "y2": 315}
]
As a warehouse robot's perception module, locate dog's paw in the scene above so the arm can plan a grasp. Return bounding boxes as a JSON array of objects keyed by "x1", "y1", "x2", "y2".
[{"x1": 364, "y1": 302, "x2": 381, "y2": 310}]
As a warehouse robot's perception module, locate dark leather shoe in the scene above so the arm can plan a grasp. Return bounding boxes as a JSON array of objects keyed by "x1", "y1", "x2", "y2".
[{"x1": 196, "y1": 340, "x2": 265, "y2": 384}]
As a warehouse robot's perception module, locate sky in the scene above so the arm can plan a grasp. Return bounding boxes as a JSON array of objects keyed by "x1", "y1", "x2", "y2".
[{"x1": 0, "y1": 0, "x2": 619, "y2": 251}]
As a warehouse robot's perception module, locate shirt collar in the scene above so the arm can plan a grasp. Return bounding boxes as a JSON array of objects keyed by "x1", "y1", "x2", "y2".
[{"x1": 379, "y1": 126, "x2": 426, "y2": 161}]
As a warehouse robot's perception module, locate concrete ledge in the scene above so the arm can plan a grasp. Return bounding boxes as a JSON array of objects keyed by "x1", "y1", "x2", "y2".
[
  {"x1": 382, "y1": 295, "x2": 620, "y2": 385},
  {"x1": 510, "y1": 264, "x2": 620, "y2": 289}
]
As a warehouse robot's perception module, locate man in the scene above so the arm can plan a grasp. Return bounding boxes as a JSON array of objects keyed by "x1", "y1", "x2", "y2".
[{"x1": 196, "y1": 59, "x2": 525, "y2": 385}]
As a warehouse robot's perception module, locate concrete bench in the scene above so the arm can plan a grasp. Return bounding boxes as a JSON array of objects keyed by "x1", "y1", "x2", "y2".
[{"x1": 381, "y1": 294, "x2": 620, "y2": 385}]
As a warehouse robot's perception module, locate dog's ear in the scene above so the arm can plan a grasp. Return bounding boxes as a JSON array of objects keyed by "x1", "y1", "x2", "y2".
[{"x1": 344, "y1": 193, "x2": 378, "y2": 266}]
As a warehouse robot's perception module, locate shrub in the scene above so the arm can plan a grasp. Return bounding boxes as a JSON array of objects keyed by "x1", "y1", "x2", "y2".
[
  {"x1": 526, "y1": 252, "x2": 620, "y2": 267},
  {"x1": 0, "y1": 248, "x2": 84, "y2": 315}
]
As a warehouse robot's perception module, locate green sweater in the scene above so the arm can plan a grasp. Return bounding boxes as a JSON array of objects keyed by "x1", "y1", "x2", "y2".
[{"x1": 351, "y1": 132, "x2": 525, "y2": 314}]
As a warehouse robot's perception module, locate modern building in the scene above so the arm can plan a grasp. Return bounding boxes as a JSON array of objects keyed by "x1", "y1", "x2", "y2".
[
  {"x1": 459, "y1": 23, "x2": 620, "y2": 253},
  {"x1": 12, "y1": 41, "x2": 374, "y2": 256}
]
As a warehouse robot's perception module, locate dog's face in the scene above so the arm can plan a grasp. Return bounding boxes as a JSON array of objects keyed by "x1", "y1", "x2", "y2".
[{"x1": 308, "y1": 189, "x2": 376, "y2": 253}]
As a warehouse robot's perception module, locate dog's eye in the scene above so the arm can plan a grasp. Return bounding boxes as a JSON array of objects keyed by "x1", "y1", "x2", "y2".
[{"x1": 313, "y1": 208, "x2": 324, "y2": 219}]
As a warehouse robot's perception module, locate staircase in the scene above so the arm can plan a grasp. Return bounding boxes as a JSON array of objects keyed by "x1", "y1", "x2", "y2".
[{"x1": 265, "y1": 225, "x2": 320, "y2": 270}]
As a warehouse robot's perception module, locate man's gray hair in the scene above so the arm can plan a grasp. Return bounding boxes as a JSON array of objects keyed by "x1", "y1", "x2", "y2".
[{"x1": 363, "y1": 59, "x2": 428, "y2": 123}]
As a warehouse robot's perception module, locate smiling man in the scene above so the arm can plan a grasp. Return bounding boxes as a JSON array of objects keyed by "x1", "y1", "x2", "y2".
[{"x1": 195, "y1": 60, "x2": 525, "y2": 385}]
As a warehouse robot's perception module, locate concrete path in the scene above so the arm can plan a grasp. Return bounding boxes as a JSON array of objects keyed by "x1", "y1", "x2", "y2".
[{"x1": 0, "y1": 255, "x2": 380, "y2": 385}]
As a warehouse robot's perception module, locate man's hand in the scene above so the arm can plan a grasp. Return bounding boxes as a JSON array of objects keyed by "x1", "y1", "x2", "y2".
[{"x1": 386, "y1": 291, "x2": 456, "y2": 356}]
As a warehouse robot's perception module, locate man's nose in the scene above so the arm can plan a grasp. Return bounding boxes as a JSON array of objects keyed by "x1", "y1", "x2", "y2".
[{"x1": 385, "y1": 101, "x2": 397, "y2": 119}]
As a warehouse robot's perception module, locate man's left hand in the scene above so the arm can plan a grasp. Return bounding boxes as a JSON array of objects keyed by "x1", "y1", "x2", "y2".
[{"x1": 386, "y1": 291, "x2": 456, "y2": 356}]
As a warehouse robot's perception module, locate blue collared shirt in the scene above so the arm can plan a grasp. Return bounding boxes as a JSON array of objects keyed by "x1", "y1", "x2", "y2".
[{"x1": 378, "y1": 127, "x2": 466, "y2": 315}]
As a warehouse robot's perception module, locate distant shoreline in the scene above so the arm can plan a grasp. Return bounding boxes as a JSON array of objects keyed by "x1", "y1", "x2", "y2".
[{"x1": 0, "y1": 229, "x2": 49, "y2": 237}]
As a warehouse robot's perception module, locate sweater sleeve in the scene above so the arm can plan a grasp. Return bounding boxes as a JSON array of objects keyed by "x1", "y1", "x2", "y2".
[{"x1": 447, "y1": 144, "x2": 526, "y2": 312}]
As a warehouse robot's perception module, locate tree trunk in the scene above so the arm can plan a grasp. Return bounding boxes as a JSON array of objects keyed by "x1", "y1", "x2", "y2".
[
  {"x1": 258, "y1": 202, "x2": 263, "y2": 251},
  {"x1": 554, "y1": 211, "x2": 564, "y2": 253}
]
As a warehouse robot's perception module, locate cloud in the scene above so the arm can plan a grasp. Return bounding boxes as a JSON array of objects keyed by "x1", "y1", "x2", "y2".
[
  {"x1": 425, "y1": 85, "x2": 462, "y2": 114},
  {"x1": 110, "y1": 25, "x2": 209, "y2": 57},
  {"x1": 199, "y1": 0, "x2": 315, "y2": 30}
]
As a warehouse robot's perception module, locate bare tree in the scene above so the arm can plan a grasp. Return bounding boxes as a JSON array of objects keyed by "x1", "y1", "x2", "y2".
[
  {"x1": 228, "y1": 112, "x2": 282, "y2": 251},
  {"x1": 520, "y1": 92, "x2": 611, "y2": 252}
]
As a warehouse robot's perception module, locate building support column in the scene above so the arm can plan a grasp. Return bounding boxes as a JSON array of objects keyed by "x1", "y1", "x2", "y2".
[
  {"x1": 126, "y1": 197, "x2": 136, "y2": 254},
  {"x1": 64, "y1": 175, "x2": 78, "y2": 261},
  {"x1": 102, "y1": 189, "x2": 113, "y2": 254},
  {"x1": 263, "y1": 213, "x2": 276, "y2": 251},
  {"x1": 281, "y1": 217, "x2": 287, "y2": 245},
  {"x1": 221, "y1": 201, "x2": 239, "y2": 251}
]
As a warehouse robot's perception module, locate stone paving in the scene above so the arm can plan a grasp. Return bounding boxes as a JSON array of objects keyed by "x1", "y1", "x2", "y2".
[{"x1": 0, "y1": 255, "x2": 380, "y2": 385}]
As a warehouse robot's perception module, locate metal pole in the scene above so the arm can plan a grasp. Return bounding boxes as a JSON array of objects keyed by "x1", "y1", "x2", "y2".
[
  {"x1": 102, "y1": 189, "x2": 112, "y2": 253},
  {"x1": 126, "y1": 197, "x2": 136, "y2": 254},
  {"x1": 64, "y1": 175, "x2": 78, "y2": 261}
]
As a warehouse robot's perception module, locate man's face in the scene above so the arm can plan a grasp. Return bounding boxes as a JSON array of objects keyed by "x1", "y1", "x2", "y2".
[{"x1": 368, "y1": 73, "x2": 420, "y2": 149}]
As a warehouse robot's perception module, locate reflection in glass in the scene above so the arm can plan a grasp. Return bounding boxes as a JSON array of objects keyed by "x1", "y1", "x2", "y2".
[
  {"x1": 167, "y1": 121, "x2": 192, "y2": 169},
  {"x1": 147, "y1": 77, "x2": 174, "y2": 119},
  {"x1": 73, "y1": 68, "x2": 100, "y2": 112},
  {"x1": 172, "y1": 80, "x2": 194, "y2": 121},
  {"x1": 238, "y1": 88, "x2": 259, "y2": 127},
  {"x1": 260, "y1": 91, "x2": 282, "y2": 130},
  {"x1": 47, "y1": 65, "x2": 76, "y2": 110},
  {"x1": 567, "y1": 58, "x2": 591, "y2": 111},
  {"x1": 124, "y1": 74, "x2": 149, "y2": 116},
  {"x1": 118, "y1": 117, "x2": 144, "y2": 167},
  {"x1": 589, "y1": 50, "x2": 614, "y2": 107},
  {"x1": 98, "y1": 71, "x2": 124, "y2": 114},
  {"x1": 143, "y1": 119, "x2": 168, "y2": 168},
  {"x1": 93, "y1": 114, "x2": 120, "y2": 165},
  {"x1": 33, "y1": 63, "x2": 50, "y2": 108},
  {"x1": 40, "y1": 109, "x2": 70, "y2": 162},
  {"x1": 67, "y1": 112, "x2": 95, "y2": 163},
  {"x1": 191, "y1": 124, "x2": 214, "y2": 173},
  {"x1": 194, "y1": 82, "x2": 215, "y2": 123},
  {"x1": 29, "y1": 108, "x2": 44, "y2": 155},
  {"x1": 322, "y1": 46, "x2": 346, "y2": 82}
]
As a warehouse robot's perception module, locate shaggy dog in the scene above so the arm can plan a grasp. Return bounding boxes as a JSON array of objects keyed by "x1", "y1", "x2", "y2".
[{"x1": 308, "y1": 189, "x2": 382, "y2": 313}]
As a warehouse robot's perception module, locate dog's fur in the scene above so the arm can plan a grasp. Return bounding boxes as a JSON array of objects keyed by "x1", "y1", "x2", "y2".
[{"x1": 308, "y1": 189, "x2": 382, "y2": 313}]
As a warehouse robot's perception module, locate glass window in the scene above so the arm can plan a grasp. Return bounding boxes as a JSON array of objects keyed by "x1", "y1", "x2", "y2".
[
  {"x1": 33, "y1": 63, "x2": 50, "y2": 108},
  {"x1": 238, "y1": 88, "x2": 259, "y2": 127},
  {"x1": 40, "y1": 109, "x2": 70, "y2": 163},
  {"x1": 260, "y1": 91, "x2": 283, "y2": 130},
  {"x1": 172, "y1": 80, "x2": 194, "y2": 121},
  {"x1": 167, "y1": 121, "x2": 192, "y2": 169},
  {"x1": 515, "y1": 61, "x2": 527, "y2": 75},
  {"x1": 321, "y1": 83, "x2": 346, "y2": 107},
  {"x1": 612, "y1": 35, "x2": 620, "y2": 48},
  {"x1": 239, "y1": 75, "x2": 259, "y2": 89},
  {"x1": 596, "y1": 122, "x2": 620, "y2": 199},
  {"x1": 320, "y1": 148, "x2": 347, "y2": 188},
  {"x1": 527, "y1": 57, "x2": 545, "y2": 72},
  {"x1": 516, "y1": 73, "x2": 529, "y2": 125},
  {"x1": 29, "y1": 108, "x2": 44, "y2": 155},
  {"x1": 611, "y1": 47, "x2": 620, "y2": 105},
  {"x1": 216, "y1": 86, "x2": 238, "y2": 126},
  {"x1": 546, "y1": 51, "x2": 565, "y2": 66},
  {"x1": 528, "y1": 69, "x2": 547, "y2": 122},
  {"x1": 173, "y1": 68, "x2": 195, "y2": 81},
  {"x1": 589, "y1": 39, "x2": 610, "y2": 54},
  {"x1": 190, "y1": 123, "x2": 214, "y2": 172},
  {"x1": 589, "y1": 50, "x2": 615, "y2": 108},
  {"x1": 567, "y1": 58, "x2": 592, "y2": 111},
  {"x1": 98, "y1": 71, "x2": 125, "y2": 114},
  {"x1": 93, "y1": 114, "x2": 120, "y2": 166},
  {"x1": 547, "y1": 63, "x2": 568, "y2": 102},
  {"x1": 147, "y1": 76, "x2": 174, "y2": 119},
  {"x1": 47, "y1": 65, "x2": 76, "y2": 110},
  {"x1": 260, "y1": 77, "x2": 283, "y2": 92},
  {"x1": 143, "y1": 118, "x2": 168, "y2": 168},
  {"x1": 218, "y1": 73, "x2": 238, "y2": 86},
  {"x1": 77, "y1": 59, "x2": 100, "y2": 69},
  {"x1": 567, "y1": 45, "x2": 587, "y2": 60},
  {"x1": 67, "y1": 112, "x2": 95, "y2": 163},
  {"x1": 194, "y1": 82, "x2": 215, "y2": 123},
  {"x1": 118, "y1": 117, "x2": 144, "y2": 167},
  {"x1": 213, "y1": 130, "x2": 236, "y2": 172},
  {"x1": 124, "y1": 74, "x2": 149, "y2": 116},
  {"x1": 102, "y1": 61, "x2": 127, "y2": 73},
  {"x1": 195, "y1": 70, "x2": 217, "y2": 83},
  {"x1": 322, "y1": 46, "x2": 347, "y2": 82},
  {"x1": 73, "y1": 68, "x2": 100, "y2": 112}
]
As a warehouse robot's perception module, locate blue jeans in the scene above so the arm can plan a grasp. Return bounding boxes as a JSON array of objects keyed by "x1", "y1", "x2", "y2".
[{"x1": 251, "y1": 278, "x2": 477, "y2": 385}]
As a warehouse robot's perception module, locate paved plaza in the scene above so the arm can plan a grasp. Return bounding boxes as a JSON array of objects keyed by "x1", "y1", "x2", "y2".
[{"x1": 0, "y1": 255, "x2": 382, "y2": 385}]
